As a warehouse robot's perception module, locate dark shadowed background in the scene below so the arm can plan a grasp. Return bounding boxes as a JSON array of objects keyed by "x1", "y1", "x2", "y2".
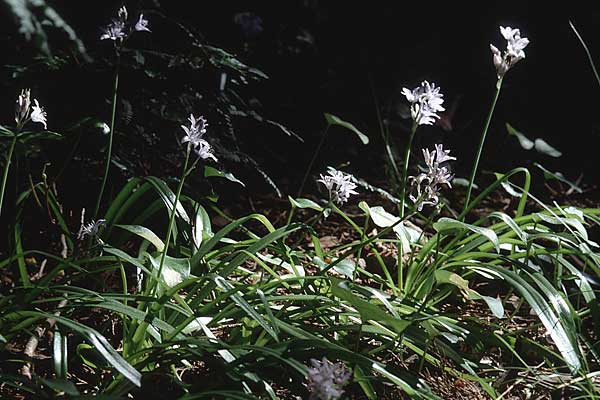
[{"x1": 1, "y1": 1, "x2": 599, "y2": 204}]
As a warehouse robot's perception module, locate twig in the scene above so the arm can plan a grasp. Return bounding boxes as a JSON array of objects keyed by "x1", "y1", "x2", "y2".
[{"x1": 20, "y1": 299, "x2": 68, "y2": 379}]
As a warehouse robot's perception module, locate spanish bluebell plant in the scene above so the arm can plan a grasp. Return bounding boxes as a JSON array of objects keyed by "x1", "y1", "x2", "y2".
[
  {"x1": 94, "y1": 5, "x2": 150, "y2": 220},
  {"x1": 463, "y1": 26, "x2": 530, "y2": 218},
  {"x1": 130, "y1": 112, "x2": 217, "y2": 349}
]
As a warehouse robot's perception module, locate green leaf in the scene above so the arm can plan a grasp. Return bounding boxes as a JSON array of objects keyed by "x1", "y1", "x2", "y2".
[
  {"x1": 17, "y1": 130, "x2": 63, "y2": 143},
  {"x1": 192, "y1": 203, "x2": 213, "y2": 250},
  {"x1": 148, "y1": 254, "x2": 190, "y2": 288},
  {"x1": 324, "y1": 113, "x2": 369, "y2": 144},
  {"x1": 534, "y1": 138, "x2": 562, "y2": 157},
  {"x1": 489, "y1": 211, "x2": 528, "y2": 242},
  {"x1": 288, "y1": 196, "x2": 323, "y2": 211},
  {"x1": 38, "y1": 378, "x2": 79, "y2": 396},
  {"x1": 360, "y1": 202, "x2": 422, "y2": 252},
  {"x1": 534, "y1": 212, "x2": 589, "y2": 241},
  {"x1": 204, "y1": 166, "x2": 246, "y2": 186},
  {"x1": 435, "y1": 270, "x2": 504, "y2": 318},
  {"x1": 145, "y1": 177, "x2": 190, "y2": 224},
  {"x1": 52, "y1": 327, "x2": 68, "y2": 379},
  {"x1": 433, "y1": 217, "x2": 500, "y2": 252},
  {"x1": 534, "y1": 163, "x2": 582, "y2": 193},
  {"x1": 213, "y1": 276, "x2": 279, "y2": 342},
  {"x1": 506, "y1": 123, "x2": 534, "y2": 150},
  {"x1": 313, "y1": 256, "x2": 355, "y2": 278},
  {"x1": 115, "y1": 224, "x2": 165, "y2": 252},
  {"x1": 0, "y1": 124, "x2": 15, "y2": 136},
  {"x1": 435, "y1": 270, "x2": 470, "y2": 291},
  {"x1": 475, "y1": 295, "x2": 504, "y2": 319},
  {"x1": 485, "y1": 263, "x2": 581, "y2": 373},
  {"x1": 331, "y1": 279, "x2": 410, "y2": 334},
  {"x1": 48, "y1": 314, "x2": 141, "y2": 386}
]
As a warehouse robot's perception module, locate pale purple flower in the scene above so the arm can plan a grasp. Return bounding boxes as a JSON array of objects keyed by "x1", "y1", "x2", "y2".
[
  {"x1": 100, "y1": 19, "x2": 127, "y2": 41},
  {"x1": 409, "y1": 144, "x2": 455, "y2": 211},
  {"x1": 181, "y1": 114, "x2": 208, "y2": 147},
  {"x1": 135, "y1": 14, "x2": 151, "y2": 32},
  {"x1": 318, "y1": 167, "x2": 358, "y2": 205},
  {"x1": 78, "y1": 219, "x2": 106, "y2": 240},
  {"x1": 490, "y1": 26, "x2": 530, "y2": 78},
  {"x1": 30, "y1": 99, "x2": 47, "y2": 129},
  {"x1": 423, "y1": 143, "x2": 456, "y2": 173},
  {"x1": 306, "y1": 357, "x2": 351, "y2": 400},
  {"x1": 401, "y1": 81, "x2": 445, "y2": 126},
  {"x1": 180, "y1": 114, "x2": 217, "y2": 162},
  {"x1": 196, "y1": 139, "x2": 218, "y2": 162},
  {"x1": 14, "y1": 89, "x2": 47, "y2": 130},
  {"x1": 101, "y1": 5, "x2": 150, "y2": 41}
]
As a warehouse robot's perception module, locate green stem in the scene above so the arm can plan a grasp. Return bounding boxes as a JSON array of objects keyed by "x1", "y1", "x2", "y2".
[
  {"x1": 400, "y1": 122, "x2": 417, "y2": 219},
  {"x1": 131, "y1": 145, "x2": 192, "y2": 347},
  {"x1": 155, "y1": 145, "x2": 192, "y2": 293},
  {"x1": 297, "y1": 124, "x2": 330, "y2": 198},
  {"x1": 463, "y1": 77, "x2": 503, "y2": 220},
  {"x1": 569, "y1": 21, "x2": 600, "y2": 90},
  {"x1": 0, "y1": 135, "x2": 18, "y2": 217},
  {"x1": 94, "y1": 56, "x2": 121, "y2": 219}
]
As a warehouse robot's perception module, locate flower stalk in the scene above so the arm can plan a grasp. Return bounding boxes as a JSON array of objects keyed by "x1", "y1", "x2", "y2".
[
  {"x1": 400, "y1": 121, "x2": 417, "y2": 218},
  {"x1": 0, "y1": 135, "x2": 17, "y2": 217},
  {"x1": 463, "y1": 77, "x2": 503, "y2": 219},
  {"x1": 93, "y1": 55, "x2": 120, "y2": 220}
]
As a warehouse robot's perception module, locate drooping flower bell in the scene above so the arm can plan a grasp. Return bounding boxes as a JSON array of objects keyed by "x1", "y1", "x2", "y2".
[
  {"x1": 401, "y1": 81, "x2": 445, "y2": 126},
  {"x1": 490, "y1": 26, "x2": 530, "y2": 79},
  {"x1": 30, "y1": 100, "x2": 47, "y2": 129},
  {"x1": 409, "y1": 144, "x2": 456, "y2": 211},
  {"x1": 135, "y1": 14, "x2": 151, "y2": 32}
]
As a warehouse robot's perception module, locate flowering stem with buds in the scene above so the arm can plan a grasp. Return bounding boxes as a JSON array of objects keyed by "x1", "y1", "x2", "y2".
[
  {"x1": 399, "y1": 122, "x2": 418, "y2": 218},
  {"x1": 0, "y1": 135, "x2": 17, "y2": 217},
  {"x1": 463, "y1": 78, "x2": 503, "y2": 220},
  {"x1": 94, "y1": 54, "x2": 121, "y2": 220}
]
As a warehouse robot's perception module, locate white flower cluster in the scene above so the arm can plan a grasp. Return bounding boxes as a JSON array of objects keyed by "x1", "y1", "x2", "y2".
[
  {"x1": 401, "y1": 81, "x2": 445, "y2": 126},
  {"x1": 15, "y1": 89, "x2": 47, "y2": 130},
  {"x1": 100, "y1": 6, "x2": 150, "y2": 41},
  {"x1": 306, "y1": 357, "x2": 351, "y2": 400},
  {"x1": 181, "y1": 114, "x2": 218, "y2": 162},
  {"x1": 318, "y1": 167, "x2": 358, "y2": 205},
  {"x1": 408, "y1": 144, "x2": 455, "y2": 211},
  {"x1": 490, "y1": 26, "x2": 530, "y2": 78}
]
